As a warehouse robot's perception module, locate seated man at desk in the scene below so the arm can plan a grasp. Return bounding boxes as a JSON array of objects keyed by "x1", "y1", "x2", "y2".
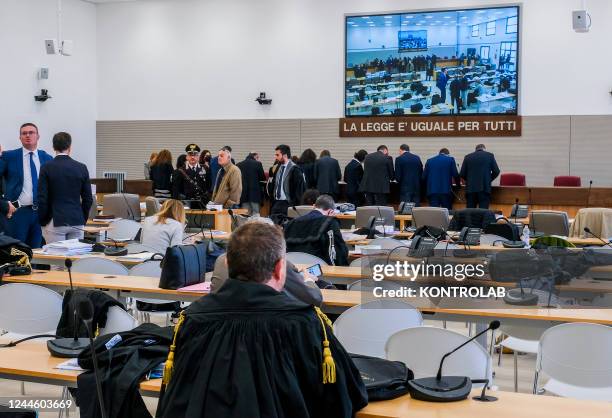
[
  {"x1": 156, "y1": 221, "x2": 367, "y2": 418},
  {"x1": 284, "y1": 195, "x2": 349, "y2": 266}
]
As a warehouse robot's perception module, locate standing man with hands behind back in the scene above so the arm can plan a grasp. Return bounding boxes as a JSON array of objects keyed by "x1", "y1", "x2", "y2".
[
  {"x1": 37, "y1": 132, "x2": 93, "y2": 244},
  {"x1": 460, "y1": 144, "x2": 500, "y2": 209},
  {"x1": 0, "y1": 123, "x2": 53, "y2": 248}
]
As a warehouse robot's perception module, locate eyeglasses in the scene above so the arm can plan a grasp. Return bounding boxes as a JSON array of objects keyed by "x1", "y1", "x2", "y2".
[{"x1": 21, "y1": 131, "x2": 37, "y2": 136}]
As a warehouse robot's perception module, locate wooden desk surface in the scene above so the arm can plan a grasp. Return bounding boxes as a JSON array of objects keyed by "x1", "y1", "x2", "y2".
[
  {"x1": 185, "y1": 209, "x2": 248, "y2": 215},
  {"x1": 2, "y1": 341, "x2": 611, "y2": 418},
  {"x1": 31, "y1": 251, "x2": 143, "y2": 266}
]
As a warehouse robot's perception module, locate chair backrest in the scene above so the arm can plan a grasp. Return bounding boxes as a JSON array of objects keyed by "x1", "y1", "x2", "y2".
[
  {"x1": 500, "y1": 172, "x2": 526, "y2": 186},
  {"x1": 107, "y1": 219, "x2": 142, "y2": 241},
  {"x1": 129, "y1": 260, "x2": 162, "y2": 278},
  {"x1": 355, "y1": 206, "x2": 395, "y2": 228},
  {"x1": 347, "y1": 279, "x2": 404, "y2": 292},
  {"x1": 349, "y1": 258, "x2": 363, "y2": 268},
  {"x1": 71, "y1": 258, "x2": 130, "y2": 275},
  {"x1": 412, "y1": 207, "x2": 450, "y2": 230},
  {"x1": 98, "y1": 306, "x2": 138, "y2": 336},
  {"x1": 537, "y1": 323, "x2": 612, "y2": 391},
  {"x1": 287, "y1": 206, "x2": 314, "y2": 219},
  {"x1": 554, "y1": 176, "x2": 581, "y2": 187},
  {"x1": 0, "y1": 283, "x2": 63, "y2": 334},
  {"x1": 333, "y1": 299, "x2": 423, "y2": 358},
  {"x1": 569, "y1": 207, "x2": 612, "y2": 238},
  {"x1": 448, "y1": 208, "x2": 496, "y2": 231},
  {"x1": 286, "y1": 252, "x2": 329, "y2": 266},
  {"x1": 530, "y1": 211, "x2": 569, "y2": 236},
  {"x1": 386, "y1": 326, "x2": 492, "y2": 382},
  {"x1": 103, "y1": 193, "x2": 141, "y2": 221},
  {"x1": 88, "y1": 194, "x2": 98, "y2": 219},
  {"x1": 145, "y1": 196, "x2": 161, "y2": 217}
]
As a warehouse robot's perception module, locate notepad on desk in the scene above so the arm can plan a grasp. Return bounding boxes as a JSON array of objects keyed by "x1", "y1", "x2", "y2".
[
  {"x1": 116, "y1": 252, "x2": 157, "y2": 262},
  {"x1": 177, "y1": 282, "x2": 211, "y2": 293}
]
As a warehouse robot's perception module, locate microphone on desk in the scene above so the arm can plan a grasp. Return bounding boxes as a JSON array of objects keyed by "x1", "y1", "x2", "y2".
[
  {"x1": 47, "y1": 259, "x2": 90, "y2": 358},
  {"x1": 78, "y1": 299, "x2": 108, "y2": 418},
  {"x1": 586, "y1": 180, "x2": 593, "y2": 208},
  {"x1": 583, "y1": 227, "x2": 612, "y2": 248},
  {"x1": 407, "y1": 320, "x2": 500, "y2": 402}
]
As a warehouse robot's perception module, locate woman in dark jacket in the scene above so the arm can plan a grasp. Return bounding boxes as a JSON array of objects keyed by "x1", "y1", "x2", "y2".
[
  {"x1": 149, "y1": 149, "x2": 174, "y2": 199},
  {"x1": 297, "y1": 148, "x2": 317, "y2": 189}
]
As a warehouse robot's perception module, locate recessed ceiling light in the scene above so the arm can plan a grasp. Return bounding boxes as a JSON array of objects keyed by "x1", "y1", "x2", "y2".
[
  {"x1": 415, "y1": 23, "x2": 422, "y2": 26},
  {"x1": 384, "y1": 16, "x2": 392, "y2": 19},
  {"x1": 405, "y1": 15, "x2": 414, "y2": 19},
  {"x1": 353, "y1": 24, "x2": 359, "y2": 27},
  {"x1": 476, "y1": 10, "x2": 486, "y2": 14},
  {"x1": 425, "y1": 15, "x2": 433, "y2": 19},
  {"x1": 362, "y1": 16, "x2": 370, "y2": 19}
]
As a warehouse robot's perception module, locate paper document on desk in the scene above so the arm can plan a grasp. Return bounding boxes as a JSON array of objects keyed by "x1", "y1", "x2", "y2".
[
  {"x1": 56, "y1": 358, "x2": 84, "y2": 371},
  {"x1": 116, "y1": 252, "x2": 156, "y2": 261},
  {"x1": 177, "y1": 281, "x2": 211, "y2": 293},
  {"x1": 43, "y1": 239, "x2": 92, "y2": 256},
  {"x1": 342, "y1": 232, "x2": 367, "y2": 242}
]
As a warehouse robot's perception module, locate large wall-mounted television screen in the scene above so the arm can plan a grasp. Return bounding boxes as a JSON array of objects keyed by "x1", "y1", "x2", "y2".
[{"x1": 345, "y1": 6, "x2": 519, "y2": 117}]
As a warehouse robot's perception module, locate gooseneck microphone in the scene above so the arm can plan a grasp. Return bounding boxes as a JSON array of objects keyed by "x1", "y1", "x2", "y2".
[
  {"x1": 47, "y1": 259, "x2": 90, "y2": 358},
  {"x1": 586, "y1": 180, "x2": 593, "y2": 208},
  {"x1": 408, "y1": 320, "x2": 500, "y2": 402},
  {"x1": 584, "y1": 227, "x2": 612, "y2": 248},
  {"x1": 78, "y1": 299, "x2": 108, "y2": 418},
  {"x1": 436, "y1": 320, "x2": 500, "y2": 380}
]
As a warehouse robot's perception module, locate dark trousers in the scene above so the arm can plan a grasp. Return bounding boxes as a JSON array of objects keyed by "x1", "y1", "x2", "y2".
[
  {"x1": 364, "y1": 193, "x2": 388, "y2": 206},
  {"x1": 451, "y1": 94, "x2": 461, "y2": 114},
  {"x1": 7, "y1": 206, "x2": 43, "y2": 248},
  {"x1": 399, "y1": 192, "x2": 420, "y2": 207},
  {"x1": 428, "y1": 193, "x2": 452, "y2": 210},
  {"x1": 466, "y1": 192, "x2": 491, "y2": 209},
  {"x1": 271, "y1": 200, "x2": 290, "y2": 216},
  {"x1": 347, "y1": 192, "x2": 363, "y2": 208}
]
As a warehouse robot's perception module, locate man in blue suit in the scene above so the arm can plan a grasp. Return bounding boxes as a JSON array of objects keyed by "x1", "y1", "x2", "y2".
[
  {"x1": 395, "y1": 144, "x2": 423, "y2": 206},
  {"x1": 423, "y1": 148, "x2": 460, "y2": 210},
  {"x1": 459, "y1": 144, "x2": 500, "y2": 209},
  {"x1": 0, "y1": 123, "x2": 53, "y2": 248}
]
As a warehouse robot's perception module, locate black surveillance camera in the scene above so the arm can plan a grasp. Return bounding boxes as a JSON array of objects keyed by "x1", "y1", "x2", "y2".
[
  {"x1": 34, "y1": 89, "x2": 51, "y2": 102},
  {"x1": 255, "y1": 91, "x2": 272, "y2": 105}
]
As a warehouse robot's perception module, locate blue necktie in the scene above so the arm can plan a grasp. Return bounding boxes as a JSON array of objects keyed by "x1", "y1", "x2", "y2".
[
  {"x1": 275, "y1": 165, "x2": 286, "y2": 200},
  {"x1": 29, "y1": 152, "x2": 38, "y2": 205}
]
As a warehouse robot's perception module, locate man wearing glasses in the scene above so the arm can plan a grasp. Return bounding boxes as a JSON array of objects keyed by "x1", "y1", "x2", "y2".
[{"x1": 0, "y1": 123, "x2": 53, "y2": 248}]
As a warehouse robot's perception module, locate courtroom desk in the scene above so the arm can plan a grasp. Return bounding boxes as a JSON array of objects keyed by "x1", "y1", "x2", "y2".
[
  {"x1": 6, "y1": 272, "x2": 612, "y2": 328},
  {"x1": 31, "y1": 251, "x2": 144, "y2": 267},
  {"x1": 123, "y1": 179, "x2": 153, "y2": 196},
  {"x1": 3, "y1": 342, "x2": 611, "y2": 418},
  {"x1": 336, "y1": 213, "x2": 414, "y2": 230},
  {"x1": 185, "y1": 208, "x2": 248, "y2": 232}
]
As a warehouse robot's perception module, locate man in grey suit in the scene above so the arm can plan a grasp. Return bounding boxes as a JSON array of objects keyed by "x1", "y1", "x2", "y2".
[
  {"x1": 360, "y1": 145, "x2": 395, "y2": 206},
  {"x1": 210, "y1": 217, "x2": 322, "y2": 306},
  {"x1": 314, "y1": 150, "x2": 342, "y2": 199}
]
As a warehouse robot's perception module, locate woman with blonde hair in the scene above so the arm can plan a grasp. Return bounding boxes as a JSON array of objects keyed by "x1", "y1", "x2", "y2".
[
  {"x1": 141, "y1": 198, "x2": 186, "y2": 253},
  {"x1": 150, "y1": 149, "x2": 173, "y2": 199}
]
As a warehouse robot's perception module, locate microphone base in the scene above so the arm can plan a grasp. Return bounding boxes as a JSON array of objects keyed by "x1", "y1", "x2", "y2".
[
  {"x1": 503, "y1": 289, "x2": 539, "y2": 306},
  {"x1": 472, "y1": 395, "x2": 498, "y2": 402},
  {"x1": 408, "y1": 376, "x2": 472, "y2": 402},
  {"x1": 47, "y1": 338, "x2": 90, "y2": 358}
]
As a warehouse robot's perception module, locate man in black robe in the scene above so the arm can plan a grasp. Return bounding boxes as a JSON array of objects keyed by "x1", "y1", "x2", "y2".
[{"x1": 156, "y1": 222, "x2": 367, "y2": 418}]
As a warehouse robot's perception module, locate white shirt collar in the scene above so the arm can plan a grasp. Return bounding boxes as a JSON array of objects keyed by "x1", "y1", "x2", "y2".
[
  {"x1": 22, "y1": 147, "x2": 38, "y2": 157},
  {"x1": 186, "y1": 163, "x2": 200, "y2": 170}
]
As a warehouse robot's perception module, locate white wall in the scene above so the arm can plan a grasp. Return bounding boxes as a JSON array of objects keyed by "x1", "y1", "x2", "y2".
[
  {"x1": 0, "y1": 0, "x2": 97, "y2": 173},
  {"x1": 96, "y1": 0, "x2": 612, "y2": 120}
]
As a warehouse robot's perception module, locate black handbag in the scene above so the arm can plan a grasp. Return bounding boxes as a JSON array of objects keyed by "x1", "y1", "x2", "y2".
[
  {"x1": 484, "y1": 218, "x2": 521, "y2": 241},
  {"x1": 159, "y1": 243, "x2": 207, "y2": 289},
  {"x1": 350, "y1": 354, "x2": 413, "y2": 401}
]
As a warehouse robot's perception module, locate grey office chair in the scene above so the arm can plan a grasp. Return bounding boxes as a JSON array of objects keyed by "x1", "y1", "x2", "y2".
[
  {"x1": 355, "y1": 206, "x2": 395, "y2": 228},
  {"x1": 88, "y1": 193, "x2": 99, "y2": 219},
  {"x1": 529, "y1": 211, "x2": 570, "y2": 236},
  {"x1": 145, "y1": 196, "x2": 161, "y2": 217},
  {"x1": 103, "y1": 193, "x2": 141, "y2": 221},
  {"x1": 412, "y1": 207, "x2": 450, "y2": 230},
  {"x1": 287, "y1": 205, "x2": 314, "y2": 219}
]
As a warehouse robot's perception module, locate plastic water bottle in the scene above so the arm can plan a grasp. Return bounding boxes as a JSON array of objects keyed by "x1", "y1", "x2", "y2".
[{"x1": 522, "y1": 225, "x2": 530, "y2": 248}]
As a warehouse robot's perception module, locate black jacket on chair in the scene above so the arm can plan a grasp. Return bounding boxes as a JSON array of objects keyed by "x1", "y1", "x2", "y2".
[
  {"x1": 360, "y1": 151, "x2": 394, "y2": 194},
  {"x1": 237, "y1": 156, "x2": 266, "y2": 204},
  {"x1": 314, "y1": 156, "x2": 342, "y2": 195},
  {"x1": 459, "y1": 150, "x2": 500, "y2": 194},
  {"x1": 37, "y1": 155, "x2": 93, "y2": 227},
  {"x1": 448, "y1": 208, "x2": 497, "y2": 231}
]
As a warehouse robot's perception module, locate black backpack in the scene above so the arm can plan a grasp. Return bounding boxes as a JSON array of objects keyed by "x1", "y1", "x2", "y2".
[
  {"x1": 483, "y1": 218, "x2": 521, "y2": 241},
  {"x1": 350, "y1": 354, "x2": 413, "y2": 401},
  {"x1": 410, "y1": 103, "x2": 423, "y2": 113}
]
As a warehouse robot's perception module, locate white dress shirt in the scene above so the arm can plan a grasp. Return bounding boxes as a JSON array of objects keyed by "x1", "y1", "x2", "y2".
[{"x1": 18, "y1": 147, "x2": 40, "y2": 206}]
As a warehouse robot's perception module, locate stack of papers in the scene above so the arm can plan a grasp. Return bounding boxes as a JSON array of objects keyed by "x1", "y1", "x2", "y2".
[
  {"x1": 43, "y1": 239, "x2": 92, "y2": 256},
  {"x1": 116, "y1": 252, "x2": 156, "y2": 262}
]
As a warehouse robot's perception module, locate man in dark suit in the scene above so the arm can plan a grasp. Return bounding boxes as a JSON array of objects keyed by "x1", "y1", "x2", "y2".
[
  {"x1": 0, "y1": 123, "x2": 53, "y2": 248},
  {"x1": 343, "y1": 149, "x2": 366, "y2": 207},
  {"x1": 423, "y1": 148, "x2": 460, "y2": 210},
  {"x1": 459, "y1": 144, "x2": 500, "y2": 209},
  {"x1": 37, "y1": 132, "x2": 93, "y2": 244},
  {"x1": 360, "y1": 145, "x2": 394, "y2": 206},
  {"x1": 237, "y1": 152, "x2": 266, "y2": 216},
  {"x1": 314, "y1": 150, "x2": 341, "y2": 199},
  {"x1": 395, "y1": 144, "x2": 423, "y2": 206},
  {"x1": 0, "y1": 199, "x2": 16, "y2": 234}
]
